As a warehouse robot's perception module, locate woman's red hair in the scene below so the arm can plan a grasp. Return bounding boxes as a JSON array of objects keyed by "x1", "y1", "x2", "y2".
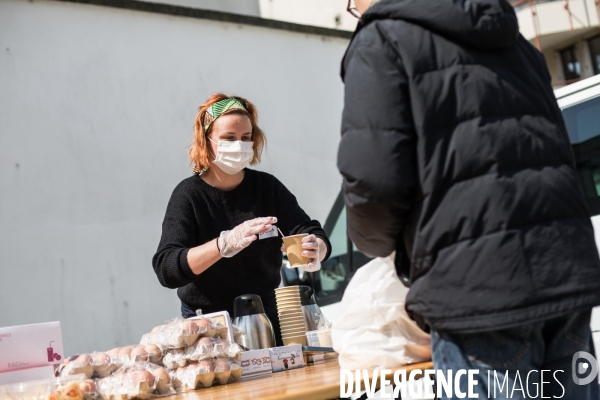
[{"x1": 189, "y1": 93, "x2": 266, "y2": 173}]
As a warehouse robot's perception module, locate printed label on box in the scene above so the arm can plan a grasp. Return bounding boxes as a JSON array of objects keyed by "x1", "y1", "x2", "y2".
[
  {"x1": 0, "y1": 322, "x2": 63, "y2": 373},
  {"x1": 269, "y1": 345, "x2": 304, "y2": 373},
  {"x1": 240, "y1": 349, "x2": 272, "y2": 378}
]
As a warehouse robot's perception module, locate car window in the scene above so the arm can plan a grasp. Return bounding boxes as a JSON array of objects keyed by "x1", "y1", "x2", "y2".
[
  {"x1": 563, "y1": 95, "x2": 600, "y2": 144},
  {"x1": 328, "y1": 206, "x2": 347, "y2": 258},
  {"x1": 562, "y1": 95, "x2": 600, "y2": 215}
]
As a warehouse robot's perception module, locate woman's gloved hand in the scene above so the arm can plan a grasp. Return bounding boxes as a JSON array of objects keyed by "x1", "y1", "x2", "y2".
[
  {"x1": 301, "y1": 234, "x2": 321, "y2": 272},
  {"x1": 218, "y1": 216, "x2": 277, "y2": 258}
]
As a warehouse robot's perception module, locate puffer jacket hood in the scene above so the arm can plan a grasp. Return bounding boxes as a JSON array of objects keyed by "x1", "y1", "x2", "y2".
[{"x1": 358, "y1": 0, "x2": 519, "y2": 50}]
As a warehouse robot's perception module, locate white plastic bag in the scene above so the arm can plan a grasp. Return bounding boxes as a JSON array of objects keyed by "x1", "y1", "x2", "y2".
[{"x1": 331, "y1": 254, "x2": 431, "y2": 370}]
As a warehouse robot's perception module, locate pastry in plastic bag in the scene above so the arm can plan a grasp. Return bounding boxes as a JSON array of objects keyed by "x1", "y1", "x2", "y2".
[
  {"x1": 0, "y1": 375, "x2": 90, "y2": 400},
  {"x1": 52, "y1": 380, "x2": 85, "y2": 400},
  {"x1": 79, "y1": 379, "x2": 99, "y2": 400}
]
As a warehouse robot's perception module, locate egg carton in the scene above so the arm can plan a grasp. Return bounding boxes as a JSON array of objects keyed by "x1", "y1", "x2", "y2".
[
  {"x1": 170, "y1": 360, "x2": 242, "y2": 392},
  {"x1": 96, "y1": 362, "x2": 174, "y2": 400},
  {"x1": 57, "y1": 355, "x2": 95, "y2": 379},
  {"x1": 140, "y1": 319, "x2": 205, "y2": 349},
  {"x1": 57, "y1": 352, "x2": 125, "y2": 380},
  {"x1": 105, "y1": 345, "x2": 163, "y2": 368},
  {"x1": 190, "y1": 311, "x2": 234, "y2": 342},
  {"x1": 162, "y1": 338, "x2": 242, "y2": 369}
]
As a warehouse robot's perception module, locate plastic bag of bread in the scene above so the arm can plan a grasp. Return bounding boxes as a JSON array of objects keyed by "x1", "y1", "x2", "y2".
[
  {"x1": 140, "y1": 319, "x2": 202, "y2": 349},
  {"x1": 53, "y1": 378, "x2": 98, "y2": 400},
  {"x1": 0, "y1": 374, "x2": 96, "y2": 400},
  {"x1": 79, "y1": 379, "x2": 99, "y2": 400},
  {"x1": 0, "y1": 378, "x2": 54, "y2": 400}
]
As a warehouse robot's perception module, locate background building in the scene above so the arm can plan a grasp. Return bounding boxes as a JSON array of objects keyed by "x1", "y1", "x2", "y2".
[
  {"x1": 140, "y1": 0, "x2": 600, "y2": 87},
  {"x1": 137, "y1": 0, "x2": 359, "y2": 31},
  {"x1": 512, "y1": 0, "x2": 600, "y2": 86}
]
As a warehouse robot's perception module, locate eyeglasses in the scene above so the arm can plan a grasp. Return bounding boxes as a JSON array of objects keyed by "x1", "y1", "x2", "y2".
[{"x1": 347, "y1": 0, "x2": 361, "y2": 18}]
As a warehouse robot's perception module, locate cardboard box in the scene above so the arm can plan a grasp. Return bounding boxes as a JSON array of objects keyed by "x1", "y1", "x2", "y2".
[
  {"x1": 240, "y1": 349, "x2": 272, "y2": 378},
  {"x1": 269, "y1": 345, "x2": 304, "y2": 372},
  {"x1": 0, "y1": 322, "x2": 63, "y2": 374}
]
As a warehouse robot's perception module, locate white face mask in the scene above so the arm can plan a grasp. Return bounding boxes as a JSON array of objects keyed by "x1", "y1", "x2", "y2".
[{"x1": 209, "y1": 138, "x2": 254, "y2": 175}]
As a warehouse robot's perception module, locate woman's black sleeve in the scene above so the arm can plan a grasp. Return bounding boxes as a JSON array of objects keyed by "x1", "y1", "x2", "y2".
[
  {"x1": 152, "y1": 186, "x2": 198, "y2": 289},
  {"x1": 273, "y1": 177, "x2": 332, "y2": 262}
]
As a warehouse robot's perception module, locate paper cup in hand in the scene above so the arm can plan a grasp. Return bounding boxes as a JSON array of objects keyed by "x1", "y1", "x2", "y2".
[{"x1": 283, "y1": 234, "x2": 309, "y2": 268}]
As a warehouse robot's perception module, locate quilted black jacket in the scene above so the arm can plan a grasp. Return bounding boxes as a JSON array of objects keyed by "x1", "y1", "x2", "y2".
[{"x1": 337, "y1": 0, "x2": 600, "y2": 333}]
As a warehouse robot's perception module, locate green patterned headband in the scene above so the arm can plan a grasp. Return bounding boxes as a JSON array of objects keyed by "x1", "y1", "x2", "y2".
[{"x1": 202, "y1": 98, "x2": 248, "y2": 131}]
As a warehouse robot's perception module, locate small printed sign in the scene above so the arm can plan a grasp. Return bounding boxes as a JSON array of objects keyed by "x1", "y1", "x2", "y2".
[
  {"x1": 0, "y1": 321, "x2": 63, "y2": 373},
  {"x1": 269, "y1": 345, "x2": 304, "y2": 373},
  {"x1": 240, "y1": 348, "x2": 272, "y2": 378}
]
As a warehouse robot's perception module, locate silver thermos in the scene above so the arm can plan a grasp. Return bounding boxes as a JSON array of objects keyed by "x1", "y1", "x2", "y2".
[
  {"x1": 299, "y1": 286, "x2": 326, "y2": 331},
  {"x1": 232, "y1": 294, "x2": 275, "y2": 350}
]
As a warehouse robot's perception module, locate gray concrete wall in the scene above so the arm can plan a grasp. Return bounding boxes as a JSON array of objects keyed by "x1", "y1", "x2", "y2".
[
  {"x1": 0, "y1": 0, "x2": 347, "y2": 356},
  {"x1": 140, "y1": 0, "x2": 260, "y2": 16}
]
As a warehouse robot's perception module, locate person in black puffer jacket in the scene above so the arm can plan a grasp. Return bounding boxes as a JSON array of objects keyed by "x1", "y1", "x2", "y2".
[{"x1": 337, "y1": 0, "x2": 600, "y2": 398}]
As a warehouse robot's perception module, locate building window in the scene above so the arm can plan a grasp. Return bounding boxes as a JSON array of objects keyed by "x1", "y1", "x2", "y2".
[
  {"x1": 588, "y1": 35, "x2": 600, "y2": 75},
  {"x1": 560, "y1": 46, "x2": 581, "y2": 82}
]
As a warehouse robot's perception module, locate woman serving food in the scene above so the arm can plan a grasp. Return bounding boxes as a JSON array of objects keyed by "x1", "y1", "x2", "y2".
[{"x1": 152, "y1": 94, "x2": 331, "y2": 345}]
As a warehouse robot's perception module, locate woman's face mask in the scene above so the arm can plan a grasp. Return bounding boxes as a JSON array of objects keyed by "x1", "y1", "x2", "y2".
[{"x1": 209, "y1": 138, "x2": 254, "y2": 175}]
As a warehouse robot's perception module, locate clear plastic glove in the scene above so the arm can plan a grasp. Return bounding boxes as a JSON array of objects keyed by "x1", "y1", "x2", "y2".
[
  {"x1": 301, "y1": 234, "x2": 321, "y2": 272},
  {"x1": 219, "y1": 217, "x2": 277, "y2": 258}
]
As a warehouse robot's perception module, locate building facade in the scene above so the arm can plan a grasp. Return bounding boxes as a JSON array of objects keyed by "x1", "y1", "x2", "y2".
[{"x1": 513, "y1": 0, "x2": 600, "y2": 87}]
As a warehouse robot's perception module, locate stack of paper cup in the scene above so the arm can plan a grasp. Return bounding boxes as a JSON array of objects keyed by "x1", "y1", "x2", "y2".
[{"x1": 275, "y1": 286, "x2": 307, "y2": 346}]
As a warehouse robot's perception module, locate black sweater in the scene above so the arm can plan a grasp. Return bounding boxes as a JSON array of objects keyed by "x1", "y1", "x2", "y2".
[{"x1": 152, "y1": 169, "x2": 331, "y2": 316}]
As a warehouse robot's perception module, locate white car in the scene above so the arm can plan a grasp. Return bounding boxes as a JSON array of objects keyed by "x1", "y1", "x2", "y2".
[{"x1": 555, "y1": 74, "x2": 600, "y2": 352}]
